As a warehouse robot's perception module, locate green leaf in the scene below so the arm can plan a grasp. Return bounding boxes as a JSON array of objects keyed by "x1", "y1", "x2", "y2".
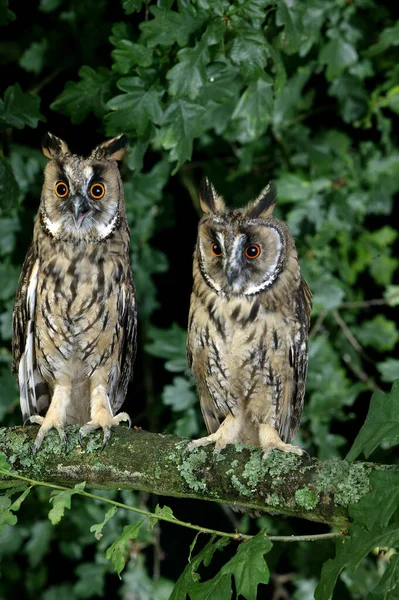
[
  {"x1": 74, "y1": 562, "x2": 107, "y2": 598},
  {"x1": 310, "y1": 273, "x2": 345, "y2": 313},
  {"x1": 105, "y1": 520, "x2": 145, "y2": 577},
  {"x1": 0, "y1": 155, "x2": 20, "y2": 214},
  {"x1": 0, "y1": 453, "x2": 10, "y2": 470},
  {"x1": 354, "y1": 316, "x2": 399, "y2": 352},
  {"x1": 366, "y1": 22, "x2": 399, "y2": 56},
  {"x1": 0, "y1": 84, "x2": 45, "y2": 130},
  {"x1": 139, "y1": 6, "x2": 202, "y2": 48},
  {"x1": 221, "y1": 532, "x2": 272, "y2": 600},
  {"x1": 385, "y1": 285, "x2": 399, "y2": 307},
  {"x1": 232, "y1": 76, "x2": 273, "y2": 140},
  {"x1": 189, "y1": 571, "x2": 232, "y2": 600},
  {"x1": 170, "y1": 536, "x2": 230, "y2": 600},
  {"x1": 111, "y1": 40, "x2": 153, "y2": 74},
  {"x1": 51, "y1": 66, "x2": 114, "y2": 124},
  {"x1": 346, "y1": 381, "x2": 399, "y2": 461},
  {"x1": 0, "y1": 0, "x2": 15, "y2": 26},
  {"x1": 105, "y1": 77, "x2": 163, "y2": 136},
  {"x1": 148, "y1": 503, "x2": 176, "y2": 529},
  {"x1": 162, "y1": 376, "x2": 197, "y2": 411},
  {"x1": 319, "y1": 35, "x2": 358, "y2": 81},
  {"x1": 145, "y1": 323, "x2": 187, "y2": 372},
  {"x1": 366, "y1": 553, "x2": 399, "y2": 600},
  {"x1": 89, "y1": 506, "x2": 118, "y2": 540},
  {"x1": 377, "y1": 361, "x2": 399, "y2": 384},
  {"x1": 48, "y1": 482, "x2": 86, "y2": 525},
  {"x1": 25, "y1": 520, "x2": 53, "y2": 568},
  {"x1": 167, "y1": 39, "x2": 210, "y2": 100},
  {"x1": 275, "y1": 0, "x2": 304, "y2": 55},
  {"x1": 229, "y1": 29, "x2": 269, "y2": 79},
  {"x1": 315, "y1": 469, "x2": 399, "y2": 600},
  {"x1": 19, "y1": 40, "x2": 48, "y2": 74},
  {"x1": 161, "y1": 99, "x2": 206, "y2": 171},
  {"x1": 122, "y1": 0, "x2": 146, "y2": 14}
]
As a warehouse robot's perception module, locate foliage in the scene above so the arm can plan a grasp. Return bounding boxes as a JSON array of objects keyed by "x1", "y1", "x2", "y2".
[{"x1": 0, "y1": 0, "x2": 398, "y2": 598}]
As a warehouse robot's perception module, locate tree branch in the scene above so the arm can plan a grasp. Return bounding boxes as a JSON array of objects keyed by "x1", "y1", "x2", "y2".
[{"x1": 0, "y1": 426, "x2": 396, "y2": 528}]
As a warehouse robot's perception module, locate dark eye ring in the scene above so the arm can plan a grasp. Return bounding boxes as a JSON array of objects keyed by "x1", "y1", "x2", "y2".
[
  {"x1": 55, "y1": 181, "x2": 69, "y2": 198},
  {"x1": 245, "y1": 244, "x2": 261, "y2": 259},
  {"x1": 211, "y1": 242, "x2": 222, "y2": 257},
  {"x1": 89, "y1": 183, "x2": 105, "y2": 199}
]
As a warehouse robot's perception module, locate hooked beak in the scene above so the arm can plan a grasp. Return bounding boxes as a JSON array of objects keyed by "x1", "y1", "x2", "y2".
[
  {"x1": 226, "y1": 266, "x2": 240, "y2": 287},
  {"x1": 71, "y1": 197, "x2": 91, "y2": 228}
]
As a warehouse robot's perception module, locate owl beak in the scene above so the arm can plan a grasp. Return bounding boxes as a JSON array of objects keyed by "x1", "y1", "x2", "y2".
[
  {"x1": 72, "y1": 197, "x2": 91, "y2": 228},
  {"x1": 226, "y1": 267, "x2": 239, "y2": 287}
]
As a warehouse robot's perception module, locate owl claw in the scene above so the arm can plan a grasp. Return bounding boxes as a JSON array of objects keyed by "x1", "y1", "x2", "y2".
[
  {"x1": 78, "y1": 412, "x2": 131, "y2": 451},
  {"x1": 24, "y1": 415, "x2": 44, "y2": 427},
  {"x1": 101, "y1": 427, "x2": 111, "y2": 451}
]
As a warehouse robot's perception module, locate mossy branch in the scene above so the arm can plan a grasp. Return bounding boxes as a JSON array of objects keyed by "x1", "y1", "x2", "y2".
[{"x1": 0, "y1": 426, "x2": 395, "y2": 527}]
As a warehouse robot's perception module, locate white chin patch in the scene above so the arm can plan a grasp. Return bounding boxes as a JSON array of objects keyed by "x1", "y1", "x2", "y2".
[
  {"x1": 96, "y1": 213, "x2": 119, "y2": 239},
  {"x1": 42, "y1": 212, "x2": 62, "y2": 235}
]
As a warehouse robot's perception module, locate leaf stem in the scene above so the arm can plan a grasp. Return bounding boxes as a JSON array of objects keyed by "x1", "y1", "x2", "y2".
[{"x1": 0, "y1": 467, "x2": 344, "y2": 543}]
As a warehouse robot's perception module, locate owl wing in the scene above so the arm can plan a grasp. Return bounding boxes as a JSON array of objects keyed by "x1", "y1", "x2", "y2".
[
  {"x1": 111, "y1": 267, "x2": 137, "y2": 414},
  {"x1": 283, "y1": 277, "x2": 313, "y2": 442},
  {"x1": 12, "y1": 243, "x2": 49, "y2": 421}
]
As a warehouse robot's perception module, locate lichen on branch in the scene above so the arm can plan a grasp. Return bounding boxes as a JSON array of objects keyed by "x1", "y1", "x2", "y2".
[{"x1": 0, "y1": 426, "x2": 395, "y2": 527}]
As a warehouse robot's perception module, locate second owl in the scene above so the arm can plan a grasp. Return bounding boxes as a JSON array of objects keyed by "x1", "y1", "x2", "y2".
[{"x1": 187, "y1": 179, "x2": 312, "y2": 457}]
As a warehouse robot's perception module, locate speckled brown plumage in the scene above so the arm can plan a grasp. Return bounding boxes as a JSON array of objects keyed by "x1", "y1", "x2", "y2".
[
  {"x1": 12, "y1": 133, "x2": 136, "y2": 452},
  {"x1": 187, "y1": 179, "x2": 312, "y2": 457}
]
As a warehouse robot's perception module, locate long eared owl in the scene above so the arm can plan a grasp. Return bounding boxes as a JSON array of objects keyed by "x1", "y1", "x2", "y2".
[
  {"x1": 187, "y1": 179, "x2": 312, "y2": 457},
  {"x1": 12, "y1": 133, "x2": 137, "y2": 453}
]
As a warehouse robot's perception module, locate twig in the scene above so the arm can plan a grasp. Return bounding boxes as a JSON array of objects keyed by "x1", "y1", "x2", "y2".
[
  {"x1": 341, "y1": 299, "x2": 387, "y2": 308},
  {"x1": 332, "y1": 310, "x2": 363, "y2": 354},
  {"x1": 0, "y1": 467, "x2": 344, "y2": 544},
  {"x1": 309, "y1": 311, "x2": 326, "y2": 339},
  {"x1": 342, "y1": 354, "x2": 381, "y2": 392}
]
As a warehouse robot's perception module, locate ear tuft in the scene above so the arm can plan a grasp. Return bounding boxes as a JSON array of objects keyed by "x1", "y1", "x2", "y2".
[
  {"x1": 199, "y1": 178, "x2": 225, "y2": 213},
  {"x1": 245, "y1": 182, "x2": 276, "y2": 219},
  {"x1": 91, "y1": 134, "x2": 128, "y2": 161},
  {"x1": 42, "y1": 132, "x2": 70, "y2": 159}
]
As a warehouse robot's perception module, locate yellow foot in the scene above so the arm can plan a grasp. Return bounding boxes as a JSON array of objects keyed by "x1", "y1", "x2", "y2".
[
  {"x1": 78, "y1": 412, "x2": 131, "y2": 450},
  {"x1": 25, "y1": 415, "x2": 67, "y2": 455},
  {"x1": 259, "y1": 424, "x2": 303, "y2": 459},
  {"x1": 186, "y1": 414, "x2": 241, "y2": 463}
]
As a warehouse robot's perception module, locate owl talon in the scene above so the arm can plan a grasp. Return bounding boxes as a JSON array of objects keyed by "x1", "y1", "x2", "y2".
[
  {"x1": 101, "y1": 427, "x2": 111, "y2": 451},
  {"x1": 24, "y1": 415, "x2": 44, "y2": 427}
]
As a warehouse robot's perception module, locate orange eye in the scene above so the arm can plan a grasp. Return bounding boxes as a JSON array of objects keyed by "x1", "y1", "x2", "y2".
[
  {"x1": 90, "y1": 183, "x2": 105, "y2": 199},
  {"x1": 211, "y1": 242, "x2": 222, "y2": 257},
  {"x1": 55, "y1": 181, "x2": 69, "y2": 198},
  {"x1": 245, "y1": 244, "x2": 261, "y2": 259}
]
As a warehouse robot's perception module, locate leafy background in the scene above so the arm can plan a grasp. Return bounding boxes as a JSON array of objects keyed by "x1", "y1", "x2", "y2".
[{"x1": 0, "y1": 0, "x2": 398, "y2": 598}]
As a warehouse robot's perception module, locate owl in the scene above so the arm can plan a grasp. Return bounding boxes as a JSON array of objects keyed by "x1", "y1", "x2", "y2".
[
  {"x1": 12, "y1": 133, "x2": 137, "y2": 453},
  {"x1": 187, "y1": 179, "x2": 312, "y2": 458}
]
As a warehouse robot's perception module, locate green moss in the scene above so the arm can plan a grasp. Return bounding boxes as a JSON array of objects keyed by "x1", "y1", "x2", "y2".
[
  {"x1": 266, "y1": 492, "x2": 282, "y2": 507},
  {"x1": 315, "y1": 459, "x2": 371, "y2": 506},
  {"x1": 242, "y1": 451, "x2": 263, "y2": 488},
  {"x1": 265, "y1": 450, "x2": 300, "y2": 477},
  {"x1": 155, "y1": 466, "x2": 162, "y2": 479},
  {"x1": 295, "y1": 487, "x2": 319, "y2": 510},
  {"x1": 231, "y1": 474, "x2": 252, "y2": 496},
  {"x1": 178, "y1": 449, "x2": 208, "y2": 492}
]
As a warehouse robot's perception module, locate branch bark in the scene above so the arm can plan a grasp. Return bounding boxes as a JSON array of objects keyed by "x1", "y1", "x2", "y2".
[{"x1": 0, "y1": 426, "x2": 395, "y2": 527}]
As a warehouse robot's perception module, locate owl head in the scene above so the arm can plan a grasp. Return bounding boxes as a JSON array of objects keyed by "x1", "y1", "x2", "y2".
[
  {"x1": 196, "y1": 178, "x2": 296, "y2": 296},
  {"x1": 40, "y1": 133, "x2": 128, "y2": 242}
]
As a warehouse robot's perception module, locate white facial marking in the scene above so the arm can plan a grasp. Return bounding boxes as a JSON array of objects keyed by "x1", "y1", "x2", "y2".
[
  {"x1": 245, "y1": 227, "x2": 283, "y2": 295},
  {"x1": 95, "y1": 213, "x2": 119, "y2": 239}
]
